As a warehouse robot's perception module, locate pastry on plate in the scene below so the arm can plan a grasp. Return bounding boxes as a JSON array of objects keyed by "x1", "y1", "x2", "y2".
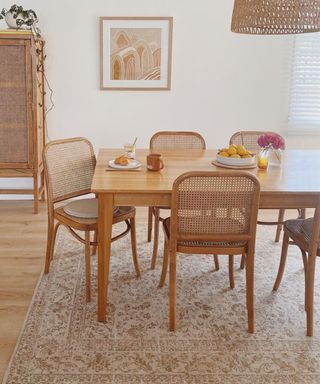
[{"x1": 114, "y1": 155, "x2": 129, "y2": 166}]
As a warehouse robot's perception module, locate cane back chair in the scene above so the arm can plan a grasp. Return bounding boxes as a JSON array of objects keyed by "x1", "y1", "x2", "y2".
[
  {"x1": 147, "y1": 131, "x2": 218, "y2": 269},
  {"x1": 43, "y1": 137, "x2": 140, "y2": 302},
  {"x1": 230, "y1": 131, "x2": 305, "y2": 268},
  {"x1": 158, "y1": 171, "x2": 260, "y2": 332},
  {"x1": 273, "y1": 196, "x2": 320, "y2": 336}
]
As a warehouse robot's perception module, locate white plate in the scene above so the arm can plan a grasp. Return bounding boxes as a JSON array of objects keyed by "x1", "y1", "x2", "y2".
[
  {"x1": 216, "y1": 154, "x2": 256, "y2": 166},
  {"x1": 108, "y1": 159, "x2": 141, "y2": 170}
]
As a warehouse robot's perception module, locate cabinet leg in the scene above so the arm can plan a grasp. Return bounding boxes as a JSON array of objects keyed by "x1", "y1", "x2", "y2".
[
  {"x1": 33, "y1": 173, "x2": 39, "y2": 214},
  {"x1": 40, "y1": 170, "x2": 45, "y2": 201}
]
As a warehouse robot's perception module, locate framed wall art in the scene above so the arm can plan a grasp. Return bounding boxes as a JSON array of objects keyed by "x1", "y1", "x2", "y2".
[{"x1": 100, "y1": 17, "x2": 173, "y2": 90}]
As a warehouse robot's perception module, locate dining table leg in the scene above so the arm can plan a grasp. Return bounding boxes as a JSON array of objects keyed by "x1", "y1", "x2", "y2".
[{"x1": 98, "y1": 193, "x2": 114, "y2": 322}]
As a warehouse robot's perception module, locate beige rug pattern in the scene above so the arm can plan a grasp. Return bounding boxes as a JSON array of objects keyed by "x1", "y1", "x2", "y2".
[{"x1": 3, "y1": 223, "x2": 320, "y2": 384}]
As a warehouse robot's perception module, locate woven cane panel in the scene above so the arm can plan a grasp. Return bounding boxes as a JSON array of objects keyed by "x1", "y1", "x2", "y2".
[
  {"x1": 45, "y1": 140, "x2": 96, "y2": 202},
  {"x1": 0, "y1": 45, "x2": 28, "y2": 164},
  {"x1": 231, "y1": 0, "x2": 320, "y2": 35},
  {"x1": 151, "y1": 133, "x2": 206, "y2": 150},
  {"x1": 176, "y1": 175, "x2": 258, "y2": 235},
  {"x1": 230, "y1": 131, "x2": 286, "y2": 153}
]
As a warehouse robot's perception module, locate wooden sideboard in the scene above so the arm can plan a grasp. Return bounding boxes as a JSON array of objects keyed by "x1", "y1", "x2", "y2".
[{"x1": 0, "y1": 31, "x2": 46, "y2": 213}]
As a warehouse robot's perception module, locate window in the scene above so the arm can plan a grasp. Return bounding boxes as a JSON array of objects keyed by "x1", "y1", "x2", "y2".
[{"x1": 288, "y1": 33, "x2": 320, "y2": 135}]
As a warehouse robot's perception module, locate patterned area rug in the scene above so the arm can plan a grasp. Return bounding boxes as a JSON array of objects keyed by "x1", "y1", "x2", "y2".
[{"x1": 3, "y1": 223, "x2": 320, "y2": 384}]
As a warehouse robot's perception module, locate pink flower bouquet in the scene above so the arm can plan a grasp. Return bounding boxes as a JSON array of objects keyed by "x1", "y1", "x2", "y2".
[{"x1": 257, "y1": 133, "x2": 285, "y2": 150}]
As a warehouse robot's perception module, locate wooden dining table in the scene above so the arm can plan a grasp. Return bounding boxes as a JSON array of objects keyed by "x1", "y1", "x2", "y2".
[{"x1": 91, "y1": 148, "x2": 320, "y2": 322}]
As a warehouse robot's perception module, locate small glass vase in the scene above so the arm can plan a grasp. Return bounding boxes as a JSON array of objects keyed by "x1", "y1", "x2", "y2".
[
  {"x1": 269, "y1": 148, "x2": 282, "y2": 166},
  {"x1": 258, "y1": 149, "x2": 269, "y2": 170}
]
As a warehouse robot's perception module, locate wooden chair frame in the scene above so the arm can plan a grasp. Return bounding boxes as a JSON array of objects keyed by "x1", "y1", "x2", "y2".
[
  {"x1": 158, "y1": 171, "x2": 260, "y2": 332},
  {"x1": 230, "y1": 131, "x2": 306, "y2": 269},
  {"x1": 43, "y1": 137, "x2": 140, "y2": 302},
  {"x1": 147, "y1": 131, "x2": 207, "y2": 269},
  {"x1": 273, "y1": 195, "x2": 320, "y2": 336}
]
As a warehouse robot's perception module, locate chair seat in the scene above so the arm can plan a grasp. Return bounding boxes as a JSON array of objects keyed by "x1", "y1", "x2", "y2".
[
  {"x1": 285, "y1": 218, "x2": 320, "y2": 256},
  {"x1": 55, "y1": 199, "x2": 135, "y2": 230},
  {"x1": 163, "y1": 218, "x2": 247, "y2": 249},
  {"x1": 63, "y1": 198, "x2": 100, "y2": 219}
]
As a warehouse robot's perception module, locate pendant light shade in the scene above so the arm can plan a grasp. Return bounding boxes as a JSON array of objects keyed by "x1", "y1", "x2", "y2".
[{"x1": 231, "y1": 0, "x2": 320, "y2": 35}]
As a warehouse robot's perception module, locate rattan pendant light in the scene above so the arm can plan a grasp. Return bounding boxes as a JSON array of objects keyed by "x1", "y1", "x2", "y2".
[{"x1": 231, "y1": 0, "x2": 320, "y2": 35}]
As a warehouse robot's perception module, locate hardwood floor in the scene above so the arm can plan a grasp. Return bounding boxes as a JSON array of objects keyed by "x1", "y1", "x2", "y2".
[
  {"x1": 0, "y1": 201, "x2": 47, "y2": 381},
  {"x1": 0, "y1": 201, "x2": 311, "y2": 382}
]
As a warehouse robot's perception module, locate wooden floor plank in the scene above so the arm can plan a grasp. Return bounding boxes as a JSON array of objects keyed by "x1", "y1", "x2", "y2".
[{"x1": 0, "y1": 201, "x2": 47, "y2": 382}]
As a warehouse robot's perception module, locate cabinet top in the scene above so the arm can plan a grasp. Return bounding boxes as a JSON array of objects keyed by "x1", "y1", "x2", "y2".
[{"x1": 0, "y1": 29, "x2": 33, "y2": 39}]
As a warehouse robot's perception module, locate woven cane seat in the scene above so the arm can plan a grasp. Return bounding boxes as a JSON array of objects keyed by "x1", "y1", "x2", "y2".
[
  {"x1": 163, "y1": 218, "x2": 246, "y2": 249},
  {"x1": 285, "y1": 218, "x2": 320, "y2": 256}
]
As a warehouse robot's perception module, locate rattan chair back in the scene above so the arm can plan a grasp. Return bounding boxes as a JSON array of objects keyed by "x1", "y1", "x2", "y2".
[
  {"x1": 230, "y1": 131, "x2": 286, "y2": 153},
  {"x1": 43, "y1": 137, "x2": 96, "y2": 205},
  {"x1": 150, "y1": 131, "x2": 206, "y2": 150},
  {"x1": 171, "y1": 171, "x2": 260, "y2": 242},
  {"x1": 291, "y1": 200, "x2": 320, "y2": 255},
  {"x1": 313, "y1": 202, "x2": 320, "y2": 250}
]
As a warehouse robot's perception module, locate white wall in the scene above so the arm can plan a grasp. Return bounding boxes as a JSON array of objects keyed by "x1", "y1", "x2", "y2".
[{"x1": 1, "y1": 0, "x2": 319, "y2": 197}]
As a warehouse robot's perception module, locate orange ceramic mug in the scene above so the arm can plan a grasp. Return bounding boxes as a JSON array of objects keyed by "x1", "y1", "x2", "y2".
[{"x1": 147, "y1": 153, "x2": 164, "y2": 171}]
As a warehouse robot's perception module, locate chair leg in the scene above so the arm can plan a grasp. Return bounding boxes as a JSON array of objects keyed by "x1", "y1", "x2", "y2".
[
  {"x1": 159, "y1": 239, "x2": 169, "y2": 287},
  {"x1": 229, "y1": 255, "x2": 235, "y2": 289},
  {"x1": 92, "y1": 230, "x2": 98, "y2": 255},
  {"x1": 147, "y1": 207, "x2": 153, "y2": 242},
  {"x1": 275, "y1": 209, "x2": 285, "y2": 242},
  {"x1": 306, "y1": 252, "x2": 316, "y2": 337},
  {"x1": 240, "y1": 254, "x2": 245, "y2": 270},
  {"x1": 299, "y1": 208, "x2": 306, "y2": 219},
  {"x1": 273, "y1": 232, "x2": 289, "y2": 291},
  {"x1": 302, "y1": 249, "x2": 308, "y2": 275},
  {"x1": 169, "y1": 246, "x2": 177, "y2": 331},
  {"x1": 85, "y1": 230, "x2": 91, "y2": 302},
  {"x1": 44, "y1": 220, "x2": 60, "y2": 274},
  {"x1": 245, "y1": 245, "x2": 254, "y2": 334},
  {"x1": 301, "y1": 249, "x2": 308, "y2": 312},
  {"x1": 151, "y1": 208, "x2": 160, "y2": 270},
  {"x1": 130, "y1": 217, "x2": 141, "y2": 278},
  {"x1": 213, "y1": 255, "x2": 219, "y2": 271}
]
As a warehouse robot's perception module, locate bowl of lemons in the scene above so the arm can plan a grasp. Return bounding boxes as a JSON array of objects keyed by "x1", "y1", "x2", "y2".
[{"x1": 216, "y1": 144, "x2": 256, "y2": 166}]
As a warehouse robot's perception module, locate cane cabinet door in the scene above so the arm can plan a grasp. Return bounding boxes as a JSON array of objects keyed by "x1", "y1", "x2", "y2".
[{"x1": 0, "y1": 39, "x2": 33, "y2": 168}]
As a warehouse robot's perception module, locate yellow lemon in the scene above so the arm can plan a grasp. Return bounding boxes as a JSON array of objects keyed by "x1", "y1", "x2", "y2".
[
  {"x1": 241, "y1": 154, "x2": 252, "y2": 158},
  {"x1": 231, "y1": 154, "x2": 241, "y2": 158},
  {"x1": 237, "y1": 145, "x2": 247, "y2": 156},
  {"x1": 219, "y1": 151, "x2": 229, "y2": 157},
  {"x1": 219, "y1": 148, "x2": 229, "y2": 153},
  {"x1": 227, "y1": 145, "x2": 237, "y2": 155}
]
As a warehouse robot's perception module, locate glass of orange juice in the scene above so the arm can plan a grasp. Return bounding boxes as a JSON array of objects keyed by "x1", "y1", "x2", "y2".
[{"x1": 258, "y1": 150, "x2": 269, "y2": 170}]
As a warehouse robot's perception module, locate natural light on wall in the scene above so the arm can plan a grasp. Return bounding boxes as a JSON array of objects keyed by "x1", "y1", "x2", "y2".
[{"x1": 288, "y1": 33, "x2": 320, "y2": 135}]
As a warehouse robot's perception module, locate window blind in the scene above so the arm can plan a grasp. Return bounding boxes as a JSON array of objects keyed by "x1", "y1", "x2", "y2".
[{"x1": 288, "y1": 33, "x2": 320, "y2": 135}]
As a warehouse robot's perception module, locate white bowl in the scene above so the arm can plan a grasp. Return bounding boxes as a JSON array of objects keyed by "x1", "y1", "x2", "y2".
[{"x1": 216, "y1": 154, "x2": 256, "y2": 166}]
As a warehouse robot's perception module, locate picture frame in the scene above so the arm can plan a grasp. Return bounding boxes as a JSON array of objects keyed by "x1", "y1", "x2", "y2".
[{"x1": 100, "y1": 16, "x2": 173, "y2": 91}]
